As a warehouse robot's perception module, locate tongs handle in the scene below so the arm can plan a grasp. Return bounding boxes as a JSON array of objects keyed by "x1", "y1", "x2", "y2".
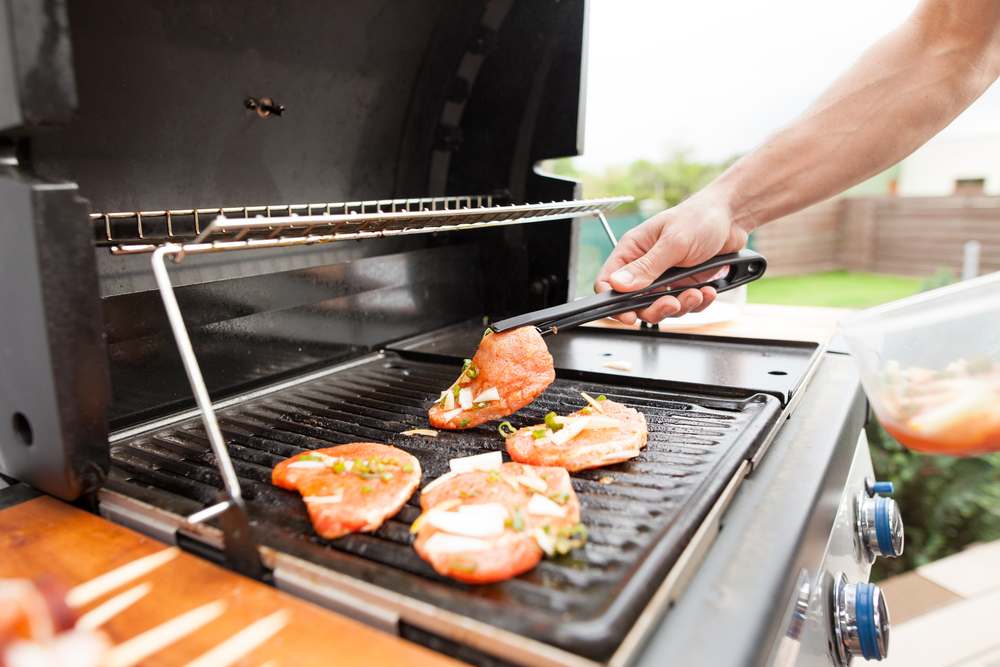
[{"x1": 490, "y1": 249, "x2": 767, "y2": 336}]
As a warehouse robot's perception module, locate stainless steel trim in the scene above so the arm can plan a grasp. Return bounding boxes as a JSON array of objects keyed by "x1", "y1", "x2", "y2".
[
  {"x1": 608, "y1": 459, "x2": 752, "y2": 667},
  {"x1": 273, "y1": 567, "x2": 401, "y2": 636},
  {"x1": 750, "y1": 342, "x2": 829, "y2": 470}
]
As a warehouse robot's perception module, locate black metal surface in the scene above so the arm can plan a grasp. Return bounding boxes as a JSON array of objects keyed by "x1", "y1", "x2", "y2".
[
  {"x1": 0, "y1": 168, "x2": 111, "y2": 501},
  {"x1": 392, "y1": 320, "x2": 822, "y2": 407},
  {"x1": 490, "y1": 250, "x2": 767, "y2": 336},
  {"x1": 107, "y1": 351, "x2": 783, "y2": 660},
  {"x1": 0, "y1": 0, "x2": 78, "y2": 131}
]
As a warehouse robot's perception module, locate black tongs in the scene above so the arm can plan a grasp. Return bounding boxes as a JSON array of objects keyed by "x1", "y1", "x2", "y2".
[{"x1": 490, "y1": 249, "x2": 767, "y2": 336}]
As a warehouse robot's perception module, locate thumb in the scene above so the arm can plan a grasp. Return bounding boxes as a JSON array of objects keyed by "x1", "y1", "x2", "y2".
[{"x1": 608, "y1": 239, "x2": 685, "y2": 293}]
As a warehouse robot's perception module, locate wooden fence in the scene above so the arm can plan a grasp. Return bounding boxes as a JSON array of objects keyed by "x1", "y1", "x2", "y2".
[{"x1": 751, "y1": 195, "x2": 1000, "y2": 277}]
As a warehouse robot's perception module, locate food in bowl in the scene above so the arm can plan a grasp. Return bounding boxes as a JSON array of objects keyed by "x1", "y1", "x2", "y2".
[
  {"x1": 872, "y1": 357, "x2": 1000, "y2": 455},
  {"x1": 839, "y1": 271, "x2": 1000, "y2": 456}
]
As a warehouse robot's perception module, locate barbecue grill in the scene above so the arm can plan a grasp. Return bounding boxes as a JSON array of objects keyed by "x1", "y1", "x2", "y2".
[{"x1": 0, "y1": 2, "x2": 902, "y2": 666}]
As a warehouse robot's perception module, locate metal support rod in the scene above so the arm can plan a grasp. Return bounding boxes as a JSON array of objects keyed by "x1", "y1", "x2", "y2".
[
  {"x1": 598, "y1": 211, "x2": 618, "y2": 247},
  {"x1": 150, "y1": 246, "x2": 242, "y2": 500}
]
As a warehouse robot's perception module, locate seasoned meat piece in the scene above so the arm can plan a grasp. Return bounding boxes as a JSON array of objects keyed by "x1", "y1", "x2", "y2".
[
  {"x1": 272, "y1": 443, "x2": 421, "y2": 540},
  {"x1": 413, "y1": 461, "x2": 584, "y2": 584},
  {"x1": 506, "y1": 399, "x2": 647, "y2": 472},
  {"x1": 429, "y1": 327, "x2": 555, "y2": 430}
]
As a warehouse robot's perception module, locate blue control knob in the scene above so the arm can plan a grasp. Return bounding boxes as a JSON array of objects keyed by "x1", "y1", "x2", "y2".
[
  {"x1": 832, "y1": 573, "x2": 890, "y2": 664},
  {"x1": 857, "y1": 492, "x2": 904, "y2": 561},
  {"x1": 872, "y1": 481, "x2": 894, "y2": 495}
]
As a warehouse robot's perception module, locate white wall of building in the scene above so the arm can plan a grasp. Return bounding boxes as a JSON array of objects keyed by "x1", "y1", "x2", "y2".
[{"x1": 897, "y1": 135, "x2": 1000, "y2": 196}]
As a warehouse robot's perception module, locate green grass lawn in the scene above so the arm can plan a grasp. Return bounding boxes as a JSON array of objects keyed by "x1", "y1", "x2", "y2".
[{"x1": 746, "y1": 270, "x2": 924, "y2": 309}]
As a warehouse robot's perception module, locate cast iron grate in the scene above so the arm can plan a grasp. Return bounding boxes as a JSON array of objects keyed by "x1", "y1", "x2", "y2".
[{"x1": 107, "y1": 352, "x2": 782, "y2": 660}]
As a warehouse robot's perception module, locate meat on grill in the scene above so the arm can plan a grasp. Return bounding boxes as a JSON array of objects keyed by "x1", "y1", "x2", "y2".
[
  {"x1": 272, "y1": 443, "x2": 422, "y2": 540},
  {"x1": 428, "y1": 327, "x2": 555, "y2": 430},
  {"x1": 412, "y1": 462, "x2": 582, "y2": 584},
  {"x1": 505, "y1": 399, "x2": 648, "y2": 472}
]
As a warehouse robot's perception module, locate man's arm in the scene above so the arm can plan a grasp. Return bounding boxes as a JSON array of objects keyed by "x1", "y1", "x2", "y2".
[{"x1": 598, "y1": 0, "x2": 1000, "y2": 325}]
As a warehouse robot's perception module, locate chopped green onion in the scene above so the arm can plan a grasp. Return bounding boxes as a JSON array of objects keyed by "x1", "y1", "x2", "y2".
[
  {"x1": 299, "y1": 454, "x2": 324, "y2": 461},
  {"x1": 466, "y1": 365, "x2": 479, "y2": 379},
  {"x1": 452, "y1": 386, "x2": 461, "y2": 398},
  {"x1": 498, "y1": 421, "x2": 517, "y2": 439},
  {"x1": 532, "y1": 429, "x2": 548, "y2": 440},
  {"x1": 459, "y1": 418, "x2": 472, "y2": 428},
  {"x1": 487, "y1": 469, "x2": 501, "y2": 483},
  {"x1": 402, "y1": 464, "x2": 413, "y2": 473},
  {"x1": 382, "y1": 472, "x2": 394, "y2": 482},
  {"x1": 512, "y1": 507, "x2": 524, "y2": 532},
  {"x1": 472, "y1": 402, "x2": 488, "y2": 410},
  {"x1": 449, "y1": 557, "x2": 478, "y2": 573},
  {"x1": 332, "y1": 460, "x2": 346, "y2": 473},
  {"x1": 549, "y1": 492, "x2": 569, "y2": 505},
  {"x1": 462, "y1": 358, "x2": 472, "y2": 371},
  {"x1": 362, "y1": 486, "x2": 372, "y2": 494},
  {"x1": 597, "y1": 395, "x2": 607, "y2": 402},
  {"x1": 390, "y1": 458, "x2": 398, "y2": 466},
  {"x1": 544, "y1": 412, "x2": 564, "y2": 432}
]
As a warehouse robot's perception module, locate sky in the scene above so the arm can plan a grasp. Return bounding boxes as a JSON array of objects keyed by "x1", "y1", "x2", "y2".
[{"x1": 577, "y1": 0, "x2": 1000, "y2": 172}]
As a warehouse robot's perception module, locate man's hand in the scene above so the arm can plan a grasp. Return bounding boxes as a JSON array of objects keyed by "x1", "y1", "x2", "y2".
[{"x1": 594, "y1": 190, "x2": 750, "y2": 325}]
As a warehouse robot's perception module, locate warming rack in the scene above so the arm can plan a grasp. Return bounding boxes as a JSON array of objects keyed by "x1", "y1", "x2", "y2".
[
  {"x1": 96, "y1": 195, "x2": 631, "y2": 256},
  {"x1": 134, "y1": 195, "x2": 631, "y2": 578}
]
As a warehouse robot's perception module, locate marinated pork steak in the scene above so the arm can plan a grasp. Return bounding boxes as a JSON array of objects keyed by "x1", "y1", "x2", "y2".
[
  {"x1": 412, "y1": 458, "x2": 584, "y2": 584},
  {"x1": 429, "y1": 327, "x2": 555, "y2": 430},
  {"x1": 272, "y1": 443, "x2": 421, "y2": 540},
  {"x1": 505, "y1": 398, "x2": 647, "y2": 472}
]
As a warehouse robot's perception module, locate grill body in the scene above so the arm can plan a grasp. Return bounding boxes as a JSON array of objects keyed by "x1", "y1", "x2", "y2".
[{"x1": 0, "y1": 3, "x2": 870, "y2": 667}]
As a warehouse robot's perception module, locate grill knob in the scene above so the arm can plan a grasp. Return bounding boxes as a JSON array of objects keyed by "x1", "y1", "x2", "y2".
[
  {"x1": 831, "y1": 572, "x2": 889, "y2": 664},
  {"x1": 856, "y1": 491, "x2": 904, "y2": 560}
]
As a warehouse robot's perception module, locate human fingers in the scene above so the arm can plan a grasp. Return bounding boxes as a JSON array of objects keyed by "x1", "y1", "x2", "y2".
[
  {"x1": 690, "y1": 286, "x2": 718, "y2": 313},
  {"x1": 632, "y1": 288, "x2": 707, "y2": 324}
]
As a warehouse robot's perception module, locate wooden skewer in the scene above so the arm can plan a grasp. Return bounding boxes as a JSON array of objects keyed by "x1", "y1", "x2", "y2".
[
  {"x1": 180, "y1": 609, "x2": 291, "y2": 667},
  {"x1": 66, "y1": 547, "x2": 180, "y2": 609},
  {"x1": 75, "y1": 582, "x2": 152, "y2": 631},
  {"x1": 101, "y1": 599, "x2": 228, "y2": 667}
]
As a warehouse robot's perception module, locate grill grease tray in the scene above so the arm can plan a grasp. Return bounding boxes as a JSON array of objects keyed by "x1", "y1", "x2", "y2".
[{"x1": 105, "y1": 351, "x2": 783, "y2": 660}]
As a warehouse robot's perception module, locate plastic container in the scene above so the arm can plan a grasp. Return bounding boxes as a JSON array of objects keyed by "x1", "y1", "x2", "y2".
[{"x1": 838, "y1": 271, "x2": 1000, "y2": 456}]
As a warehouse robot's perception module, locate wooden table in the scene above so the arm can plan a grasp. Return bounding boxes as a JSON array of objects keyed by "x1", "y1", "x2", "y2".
[{"x1": 0, "y1": 494, "x2": 462, "y2": 667}]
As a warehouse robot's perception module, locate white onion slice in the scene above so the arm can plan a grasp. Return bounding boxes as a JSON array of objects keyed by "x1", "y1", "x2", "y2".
[
  {"x1": 423, "y1": 532, "x2": 495, "y2": 554},
  {"x1": 286, "y1": 460, "x2": 326, "y2": 469},
  {"x1": 440, "y1": 407, "x2": 464, "y2": 422},
  {"x1": 303, "y1": 493, "x2": 344, "y2": 504},
  {"x1": 344, "y1": 460, "x2": 355, "y2": 472},
  {"x1": 401, "y1": 429, "x2": 439, "y2": 437},
  {"x1": 450, "y1": 451, "x2": 503, "y2": 474},
  {"x1": 421, "y1": 471, "x2": 458, "y2": 495},
  {"x1": 443, "y1": 391, "x2": 456, "y2": 411},
  {"x1": 511, "y1": 475, "x2": 548, "y2": 493},
  {"x1": 458, "y1": 387, "x2": 473, "y2": 410},
  {"x1": 527, "y1": 493, "x2": 568, "y2": 518},
  {"x1": 550, "y1": 416, "x2": 592, "y2": 445},
  {"x1": 603, "y1": 360, "x2": 632, "y2": 371},
  {"x1": 457, "y1": 502, "x2": 509, "y2": 523},
  {"x1": 472, "y1": 387, "x2": 501, "y2": 403},
  {"x1": 532, "y1": 527, "x2": 556, "y2": 556},
  {"x1": 585, "y1": 417, "x2": 622, "y2": 430},
  {"x1": 426, "y1": 509, "x2": 505, "y2": 537},
  {"x1": 581, "y1": 392, "x2": 605, "y2": 414}
]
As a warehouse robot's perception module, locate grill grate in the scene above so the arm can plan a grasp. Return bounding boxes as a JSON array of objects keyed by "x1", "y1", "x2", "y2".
[
  {"x1": 106, "y1": 352, "x2": 781, "y2": 660},
  {"x1": 96, "y1": 195, "x2": 632, "y2": 255}
]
